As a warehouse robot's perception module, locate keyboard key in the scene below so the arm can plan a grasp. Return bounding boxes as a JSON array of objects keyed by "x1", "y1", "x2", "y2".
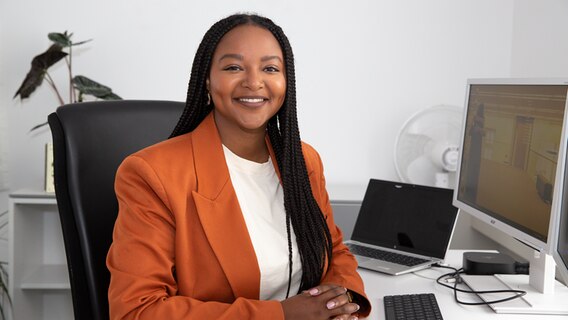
[{"x1": 384, "y1": 293, "x2": 443, "y2": 320}]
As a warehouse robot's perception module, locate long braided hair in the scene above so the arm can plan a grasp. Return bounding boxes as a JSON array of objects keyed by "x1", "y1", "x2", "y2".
[{"x1": 170, "y1": 13, "x2": 333, "y2": 296}]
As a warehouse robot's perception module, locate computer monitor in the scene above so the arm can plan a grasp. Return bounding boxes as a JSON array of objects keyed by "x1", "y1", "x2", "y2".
[
  {"x1": 551, "y1": 137, "x2": 568, "y2": 286},
  {"x1": 453, "y1": 78, "x2": 568, "y2": 314}
]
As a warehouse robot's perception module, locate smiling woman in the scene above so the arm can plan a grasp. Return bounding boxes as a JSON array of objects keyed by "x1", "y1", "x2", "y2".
[{"x1": 106, "y1": 13, "x2": 370, "y2": 320}]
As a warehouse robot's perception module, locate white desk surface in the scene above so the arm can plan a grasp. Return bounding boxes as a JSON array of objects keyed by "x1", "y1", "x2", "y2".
[{"x1": 361, "y1": 250, "x2": 568, "y2": 319}]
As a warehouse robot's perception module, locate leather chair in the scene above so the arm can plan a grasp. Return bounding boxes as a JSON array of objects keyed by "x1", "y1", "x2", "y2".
[{"x1": 48, "y1": 100, "x2": 184, "y2": 320}]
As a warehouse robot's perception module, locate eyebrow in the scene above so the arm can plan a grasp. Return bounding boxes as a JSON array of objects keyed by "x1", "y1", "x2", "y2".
[
  {"x1": 219, "y1": 53, "x2": 243, "y2": 61},
  {"x1": 218, "y1": 54, "x2": 283, "y2": 63},
  {"x1": 261, "y1": 55, "x2": 283, "y2": 63}
]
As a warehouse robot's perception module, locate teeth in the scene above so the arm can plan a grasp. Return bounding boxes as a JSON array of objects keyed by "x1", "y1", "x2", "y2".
[{"x1": 239, "y1": 98, "x2": 264, "y2": 103}]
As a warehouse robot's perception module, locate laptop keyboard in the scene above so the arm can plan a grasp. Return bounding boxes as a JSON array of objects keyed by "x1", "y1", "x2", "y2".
[
  {"x1": 384, "y1": 293, "x2": 444, "y2": 320},
  {"x1": 347, "y1": 243, "x2": 428, "y2": 266}
]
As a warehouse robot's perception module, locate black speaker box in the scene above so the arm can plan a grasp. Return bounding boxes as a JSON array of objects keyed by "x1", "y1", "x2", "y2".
[{"x1": 463, "y1": 252, "x2": 516, "y2": 275}]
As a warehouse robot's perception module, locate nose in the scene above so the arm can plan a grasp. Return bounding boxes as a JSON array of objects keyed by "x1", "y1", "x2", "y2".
[{"x1": 241, "y1": 70, "x2": 264, "y2": 90}]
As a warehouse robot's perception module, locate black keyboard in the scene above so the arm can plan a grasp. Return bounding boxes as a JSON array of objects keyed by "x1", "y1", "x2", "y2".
[
  {"x1": 347, "y1": 243, "x2": 428, "y2": 266},
  {"x1": 384, "y1": 293, "x2": 443, "y2": 320}
]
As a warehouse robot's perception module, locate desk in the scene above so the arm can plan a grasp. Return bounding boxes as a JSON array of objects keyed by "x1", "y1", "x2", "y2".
[{"x1": 361, "y1": 250, "x2": 568, "y2": 319}]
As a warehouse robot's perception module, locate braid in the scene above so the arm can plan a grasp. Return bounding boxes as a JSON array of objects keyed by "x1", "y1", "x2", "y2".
[
  {"x1": 172, "y1": 13, "x2": 333, "y2": 295},
  {"x1": 259, "y1": 17, "x2": 333, "y2": 292}
]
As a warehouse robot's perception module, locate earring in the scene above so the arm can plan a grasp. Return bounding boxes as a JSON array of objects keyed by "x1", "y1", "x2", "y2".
[{"x1": 207, "y1": 92, "x2": 211, "y2": 105}]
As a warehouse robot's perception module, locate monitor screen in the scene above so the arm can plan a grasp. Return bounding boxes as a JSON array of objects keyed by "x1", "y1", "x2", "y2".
[{"x1": 454, "y1": 79, "x2": 568, "y2": 250}]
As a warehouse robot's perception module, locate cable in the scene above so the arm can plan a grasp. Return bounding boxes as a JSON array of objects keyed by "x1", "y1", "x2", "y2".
[
  {"x1": 431, "y1": 263, "x2": 527, "y2": 306},
  {"x1": 411, "y1": 271, "x2": 441, "y2": 281},
  {"x1": 411, "y1": 266, "x2": 449, "y2": 281}
]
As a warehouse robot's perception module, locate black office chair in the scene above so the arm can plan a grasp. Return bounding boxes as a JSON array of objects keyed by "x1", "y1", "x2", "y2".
[{"x1": 48, "y1": 100, "x2": 184, "y2": 320}]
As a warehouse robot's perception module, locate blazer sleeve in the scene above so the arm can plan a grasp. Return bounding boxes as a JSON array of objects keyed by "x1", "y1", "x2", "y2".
[
  {"x1": 303, "y1": 143, "x2": 372, "y2": 317},
  {"x1": 106, "y1": 155, "x2": 284, "y2": 320}
]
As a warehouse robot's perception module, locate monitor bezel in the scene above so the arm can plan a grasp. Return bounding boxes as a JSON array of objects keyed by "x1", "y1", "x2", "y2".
[
  {"x1": 452, "y1": 77, "x2": 568, "y2": 253},
  {"x1": 550, "y1": 136, "x2": 568, "y2": 285}
]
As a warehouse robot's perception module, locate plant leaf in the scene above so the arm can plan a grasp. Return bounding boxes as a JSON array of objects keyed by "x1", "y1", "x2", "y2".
[
  {"x1": 72, "y1": 75, "x2": 122, "y2": 100},
  {"x1": 72, "y1": 75, "x2": 111, "y2": 95},
  {"x1": 49, "y1": 31, "x2": 92, "y2": 48},
  {"x1": 48, "y1": 32, "x2": 72, "y2": 47},
  {"x1": 35, "y1": 44, "x2": 68, "y2": 69},
  {"x1": 29, "y1": 122, "x2": 49, "y2": 132},
  {"x1": 13, "y1": 69, "x2": 44, "y2": 100},
  {"x1": 13, "y1": 44, "x2": 68, "y2": 99},
  {"x1": 72, "y1": 39, "x2": 93, "y2": 46},
  {"x1": 99, "y1": 92, "x2": 122, "y2": 100}
]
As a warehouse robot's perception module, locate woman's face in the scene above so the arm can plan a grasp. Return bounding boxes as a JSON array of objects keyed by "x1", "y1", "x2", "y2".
[{"x1": 208, "y1": 24, "x2": 286, "y2": 135}]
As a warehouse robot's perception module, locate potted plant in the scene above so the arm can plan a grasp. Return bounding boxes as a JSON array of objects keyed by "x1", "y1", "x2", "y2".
[
  {"x1": 6, "y1": 31, "x2": 121, "y2": 320},
  {"x1": 13, "y1": 31, "x2": 122, "y2": 193},
  {"x1": 13, "y1": 31, "x2": 122, "y2": 130}
]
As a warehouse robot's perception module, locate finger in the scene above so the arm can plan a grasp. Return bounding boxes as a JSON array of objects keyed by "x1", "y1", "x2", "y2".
[
  {"x1": 328, "y1": 302, "x2": 360, "y2": 316},
  {"x1": 305, "y1": 283, "x2": 343, "y2": 296},
  {"x1": 330, "y1": 312, "x2": 360, "y2": 320},
  {"x1": 325, "y1": 287, "x2": 351, "y2": 309}
]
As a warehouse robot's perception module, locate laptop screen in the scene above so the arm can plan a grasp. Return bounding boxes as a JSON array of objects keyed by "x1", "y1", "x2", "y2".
[{"x1": 351, "y1": 179, "x2": 458, "y2": 259}]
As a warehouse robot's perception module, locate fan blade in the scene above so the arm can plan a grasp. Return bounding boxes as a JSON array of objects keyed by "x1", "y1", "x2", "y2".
[
  {"x1": 405, "y1": 154, "x2": 439, "y2": 186},
  {"x1": 395, "y1": 133, "x2": 433, "y2": 179},
  {"x1": 403, "y1": 105, "x2": 463, "y2": 143}
]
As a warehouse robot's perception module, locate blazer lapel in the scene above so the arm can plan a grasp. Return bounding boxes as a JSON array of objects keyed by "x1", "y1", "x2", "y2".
[{"x1": 191, "y1": 113, "x2": 260, "y2": 299}]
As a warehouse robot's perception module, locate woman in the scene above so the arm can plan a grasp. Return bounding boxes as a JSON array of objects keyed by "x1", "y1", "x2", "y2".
[{"x1": 107, "y1": 13, "x2": 371, "y2": 320}]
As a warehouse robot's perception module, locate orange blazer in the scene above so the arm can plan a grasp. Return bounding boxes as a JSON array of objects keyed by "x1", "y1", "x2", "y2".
[{"x1": 107, "y1": 113, "x2": 370, "y2": 319}]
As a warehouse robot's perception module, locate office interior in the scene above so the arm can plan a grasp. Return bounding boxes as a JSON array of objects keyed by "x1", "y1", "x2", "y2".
[{"x1": 1, "y1": 0, "x2": 568, "y2": 319}]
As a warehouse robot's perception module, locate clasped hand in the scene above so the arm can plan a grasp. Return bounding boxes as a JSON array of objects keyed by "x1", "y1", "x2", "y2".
[{"x1": 281, "y1": 284, "x2": 360, "y2": 320}]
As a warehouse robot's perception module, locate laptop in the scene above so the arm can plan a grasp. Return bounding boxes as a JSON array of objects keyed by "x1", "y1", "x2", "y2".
[{"x1": 344, "y1": 178, "x2": 459, "y2": 275}]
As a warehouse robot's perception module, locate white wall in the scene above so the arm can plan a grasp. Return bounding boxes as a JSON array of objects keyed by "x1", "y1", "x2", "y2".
[
  {"x1": 1, "y1": 0, "x2": 520, "y2": 199},
  {"x1": 2, "y1": 0, "x2": 567, "y2": 272},
  {"x1": 3, "y1": 0, "x2": 568, "y2": 200},
  {"x1": 510, "y1": 0, "x2": 568, "y2": 77}
]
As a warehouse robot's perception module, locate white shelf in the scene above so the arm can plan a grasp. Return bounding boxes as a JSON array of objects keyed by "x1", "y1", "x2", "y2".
[
  {"x1": 21, "y1": 265, "x2": 70, "y2": 290},
  {"x1": 8, "y1": 189, "x2": 73, "y2": 320},
  {"x1": 9, "y1": 190, "x2": 56, "y2": 203}
]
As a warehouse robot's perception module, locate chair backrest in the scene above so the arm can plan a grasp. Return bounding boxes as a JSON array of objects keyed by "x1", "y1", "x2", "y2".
[{"x1": 48, "y1": 100, "x2": 184, "y2": 320}]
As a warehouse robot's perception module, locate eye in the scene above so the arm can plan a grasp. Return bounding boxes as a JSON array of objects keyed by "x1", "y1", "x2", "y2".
[
  {"x1": 264, "y1": 65, "x2": 280, "y2": 73},
  {"x1": 223, "y1": 65, "x2": 242, "y2": 72}
]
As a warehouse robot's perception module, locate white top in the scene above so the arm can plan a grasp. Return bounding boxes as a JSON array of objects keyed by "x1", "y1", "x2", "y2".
[{"x1": 223, "y1": 145, "x2": 302, "y2": 301}]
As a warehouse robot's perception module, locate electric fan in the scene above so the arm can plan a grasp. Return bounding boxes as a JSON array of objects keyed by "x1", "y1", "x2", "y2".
[{"x1": 394, "y1": 104, "x2": 463, "y2": 189}]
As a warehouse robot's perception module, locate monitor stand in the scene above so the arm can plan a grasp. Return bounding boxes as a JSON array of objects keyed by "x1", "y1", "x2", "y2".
[{"x1": 461, "y1": 252, "x2": 568, "y2": 315}]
